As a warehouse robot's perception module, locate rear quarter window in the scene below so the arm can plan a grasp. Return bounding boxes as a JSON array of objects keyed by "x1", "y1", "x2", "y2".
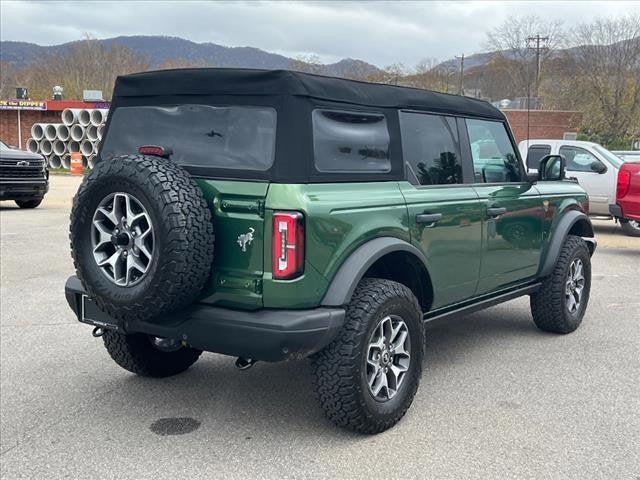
[
  {"x1": 101, "y1": 105, "x2": 277, "y2": 170},
  {"x1": 312, "y1": 109, "x2": 391, "y2": 173}
]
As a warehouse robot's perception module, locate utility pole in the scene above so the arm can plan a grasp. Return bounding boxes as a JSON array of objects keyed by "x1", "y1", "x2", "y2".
[
  {"x1": 526, "y1": 34, "x2": 549, "y2": 100},
  {"x1": 455, "y1": 54, "x2": 465, "y2": 95}
]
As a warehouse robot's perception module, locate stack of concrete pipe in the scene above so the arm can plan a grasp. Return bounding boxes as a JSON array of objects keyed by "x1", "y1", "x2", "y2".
[{"x1": 26, "y1": 108, "x2": 108, "y2": 170}]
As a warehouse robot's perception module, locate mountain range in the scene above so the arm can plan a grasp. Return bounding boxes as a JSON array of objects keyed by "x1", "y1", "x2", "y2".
[
  {"x1": 0, "y1": 35, "x2": 384, "y2": 78},
  {"x1": 3, "y1": 35, "x2": 636, "y2": 81}
]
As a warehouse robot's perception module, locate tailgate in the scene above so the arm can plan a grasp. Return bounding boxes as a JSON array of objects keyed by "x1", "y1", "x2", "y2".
[
  {"x1": 618, "y1": 162, "x2": 640, "y2": 218},
  {"x1": 196, "y1": 179, "x2": 269, "y2": 310}
]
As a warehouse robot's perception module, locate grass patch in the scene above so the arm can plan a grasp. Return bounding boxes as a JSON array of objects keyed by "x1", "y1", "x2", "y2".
[{"x1": 48, "y1": 168, "x2": 88, "y2": 176}]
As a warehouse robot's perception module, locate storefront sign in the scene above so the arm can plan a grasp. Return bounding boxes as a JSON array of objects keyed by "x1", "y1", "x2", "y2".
[{"x1": 0, "y1": 100, "x2": 47, "y2": 110}]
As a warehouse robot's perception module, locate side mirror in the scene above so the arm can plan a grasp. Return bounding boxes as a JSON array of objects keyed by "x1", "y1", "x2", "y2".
[
  {"x1": 538, "y1": 154, "x2": 566, "y2": 181},
  {"x1": 590, "y1": 161, "x2": 606, "y2": 174}
]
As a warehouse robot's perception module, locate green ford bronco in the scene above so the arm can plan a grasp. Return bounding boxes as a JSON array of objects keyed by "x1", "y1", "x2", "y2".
[{"x1": 66, "y1": 69, "x2": 596, "y2": 433}]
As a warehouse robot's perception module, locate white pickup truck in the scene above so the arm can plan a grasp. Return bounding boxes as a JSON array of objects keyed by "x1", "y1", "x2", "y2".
[{"x1": 519, "y1": 139, "x2": 640, "y2": 237}]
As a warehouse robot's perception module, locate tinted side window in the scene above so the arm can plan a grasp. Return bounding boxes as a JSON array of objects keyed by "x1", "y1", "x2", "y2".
[
  {"x1": 466, "y1": 119, "x2": 522, "y2": 183},
  {"x1": 312, "y1": 110, "x2": 391, "y2": 173},
  {"x1": 399, "y1": 112, "x2": 462, "y2": 185},
  {"x1": 526, "y1": 144, "x2": 551, "y2": 170},
  {"x1": 559, "y1": 146, "x2": 603, "y2": 172}
]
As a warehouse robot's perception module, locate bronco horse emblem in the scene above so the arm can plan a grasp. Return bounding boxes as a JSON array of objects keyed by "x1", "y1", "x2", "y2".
[{"x1": 237, "y1": 227, "x2": 255, "y2": 252}]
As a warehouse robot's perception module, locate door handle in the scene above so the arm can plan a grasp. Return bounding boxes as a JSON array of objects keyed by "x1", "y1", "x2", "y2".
[
  {"x1": 487, "y1": 206, "x2": 507, "y2": 218},
  {"x1": 416, "y1": 213, "x2": 443, "y2": 224}
]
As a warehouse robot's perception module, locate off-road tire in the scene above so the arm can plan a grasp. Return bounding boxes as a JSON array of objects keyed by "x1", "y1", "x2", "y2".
[
  {"x1": 102, "y1": 330, "x2": 202, "y2": 377},
  {"x1": 311, "y1": 278, "x2": 424, "y2": 434},
  {"x1": 620, "y1": 218, "x2": 640, "y2": 237},
  {"x1": 15, "y1": 197, "x2": 42, "y2": 209},
  {"x1": 530, "y1": 235, "x2": 591, "y2": 334},
  {"x1": 70, "y1": 154, "x2": 214, "y2": 322}
]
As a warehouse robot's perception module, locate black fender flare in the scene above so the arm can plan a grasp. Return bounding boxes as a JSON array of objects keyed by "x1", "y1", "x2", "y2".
[
  {"x1": 321, "y1": 237, "x2": 430, "y2": 307},
  {"x1": 539, "y1": 210, "x2": 596, "y2": 278}
]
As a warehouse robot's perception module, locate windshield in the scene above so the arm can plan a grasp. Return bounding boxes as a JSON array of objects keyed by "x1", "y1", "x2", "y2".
[
  {"x1": 102, "y1": 105, "x2": 277, "y2": 171},
  {"x1": 593, "y1": 145, "x2": 624, "y2": 168}
]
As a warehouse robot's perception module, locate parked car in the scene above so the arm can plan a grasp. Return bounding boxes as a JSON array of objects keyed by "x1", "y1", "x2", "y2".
[
  {"x1": 66, "y1": 69, "x2": 596, "y2": 434},
  {"x1": 0, "y1": 139, "x2": 49, "y2": 208},
  {"x1": 519, "y1": 139, "x2": 640, "y2": 236}
]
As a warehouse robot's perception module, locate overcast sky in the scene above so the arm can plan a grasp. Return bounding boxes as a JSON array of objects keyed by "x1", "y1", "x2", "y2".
[{"x1": 1, "y1": 1, "x2": 638, "y2": 67}]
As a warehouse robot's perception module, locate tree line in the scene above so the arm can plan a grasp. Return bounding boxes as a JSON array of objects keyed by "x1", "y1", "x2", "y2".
[{"x1": 1, "y1": 14, "x2": 638, "y2": 148}]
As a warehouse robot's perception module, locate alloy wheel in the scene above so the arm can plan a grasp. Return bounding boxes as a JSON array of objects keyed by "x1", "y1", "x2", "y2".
[
  {"x1": 366, "y1": 315, "x2": 411, "y2": 401},
  {"x1": 565, "y1": 258, "x2": 585, "y2": 314},
  {"x1": 91, "y1": 192, "x2": 154, "y2": 286}
]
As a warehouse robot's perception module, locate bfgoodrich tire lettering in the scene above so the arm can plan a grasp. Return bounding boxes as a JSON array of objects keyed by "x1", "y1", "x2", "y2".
[
  {"x1": 311, "y1": 278, "x2": 424, "y2": 434},
  {"x1": 530, "y1": 235, "x2": 591, "y2": 334},
  {"x1": 70, "y1": 154, "x2": 214, "y2": 322}
]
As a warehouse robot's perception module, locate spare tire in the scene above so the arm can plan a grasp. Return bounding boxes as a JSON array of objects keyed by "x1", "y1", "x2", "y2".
[{"x1": 70, "y1": 154, "x2": 214, "y2": 322}]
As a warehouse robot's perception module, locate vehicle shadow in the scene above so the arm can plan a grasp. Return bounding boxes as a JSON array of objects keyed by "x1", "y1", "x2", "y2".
[
  {"x1": 592, "y1": 221, "x2": 623, "y2": 236},
  {"x1": 97, "y1": 304, "x2": 538, "y2": 438}
]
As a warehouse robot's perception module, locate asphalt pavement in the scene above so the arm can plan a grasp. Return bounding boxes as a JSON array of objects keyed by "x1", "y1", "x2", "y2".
[{"x1": 1, "y1": 175, "x2": 638, "y2": 479}]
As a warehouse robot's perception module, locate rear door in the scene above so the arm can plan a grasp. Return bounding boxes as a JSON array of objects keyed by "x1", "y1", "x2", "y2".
[
  {"x1": 465, "y1": 118, "x2": 544, "y2": 294},
  {"x1": 399, "y1": 111, "x2": 484, "y2": 309}
]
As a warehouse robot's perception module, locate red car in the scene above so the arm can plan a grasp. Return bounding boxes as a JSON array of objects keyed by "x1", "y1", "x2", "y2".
[{"x1": 612, "y1": 161, "x2": 640, "y2": 236}]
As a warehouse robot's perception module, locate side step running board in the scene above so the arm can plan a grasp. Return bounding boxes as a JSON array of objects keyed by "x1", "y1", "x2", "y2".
[{"x1": 424, "y1": 283, "x2": 541, "y2": 324}]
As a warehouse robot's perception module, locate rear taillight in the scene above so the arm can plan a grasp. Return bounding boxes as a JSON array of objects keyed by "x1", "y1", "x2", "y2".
[
  {"x1": 272, "y1": 212, "x2": 304, "y2": 280},
  {"x1": 617, "y1": 169, "x2": 631, "y2": 199}
]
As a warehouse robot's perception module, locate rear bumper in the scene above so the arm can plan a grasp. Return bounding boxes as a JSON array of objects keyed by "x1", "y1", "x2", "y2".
[
  {"x1": 0, "y1": 180, "x2": 49, "y2": 200},
  {"x1": 610, "y1": 203, "x2": 640, "y2": 221},
  {"x1": 65, "y1": 276, "x2": 345, "y2": 362}
]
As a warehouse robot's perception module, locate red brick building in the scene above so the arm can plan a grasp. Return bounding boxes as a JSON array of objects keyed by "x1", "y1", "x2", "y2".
[
  {"x1": 503, "y1": 109, "x2": 583, "y2": 143},
  {"x1": 1, "y1": 99, "x2": 581, "y2": 150},
  {"x1": 0, "y1": 99, "x2": 110, "y2": 148}
]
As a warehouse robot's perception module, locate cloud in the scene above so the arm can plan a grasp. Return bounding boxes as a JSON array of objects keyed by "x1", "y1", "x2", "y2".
[{"x1": 1, "y1": 0, "x2": 638, "y2": 67}]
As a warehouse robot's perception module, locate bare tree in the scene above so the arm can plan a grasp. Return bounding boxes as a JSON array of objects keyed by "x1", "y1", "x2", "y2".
[
  {"x1": 486, "y1": 15, "x2": 564, "y2": 98},
  {"x1": 0, "y1": 61, "x2": 17, "y2": 98},
  {"x1": 156, "y1": 58, "x2": 212, "y2": 70},
  {"x1": 403, "y1": 59, "x2": 457, "y2": 93},
  {"x1": 290, "y1": 54, "x2": 323, "y2": 74},
  {"x1": 365, "y1": 63, "x2": 409, "y2": 85},
  {"x1": 567, "y1": 15, "x2": 640, "y2": 143},
  {"x1": 16, "y1": 36, "x2": 149, "y2": 100},
  {"x1": 414, "y1": 58, "x2": 440, "y2": 75}
]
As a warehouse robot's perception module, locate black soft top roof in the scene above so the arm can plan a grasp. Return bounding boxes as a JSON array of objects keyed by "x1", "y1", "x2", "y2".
[{"x1": 114, "y1": 68, "x2": 504, "y2": 120}]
